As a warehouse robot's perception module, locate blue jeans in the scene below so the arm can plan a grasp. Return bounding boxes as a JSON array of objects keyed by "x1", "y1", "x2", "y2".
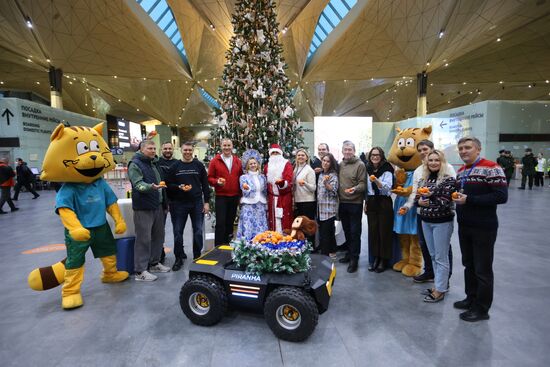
[
  {"x1": 170, "y1": 200, "x2": 204, "y2": 259},
  {"x1": 418, "y1": 214, "x2": 453, "y2": 277},
  {"x1": 422, "y1": 221, "x2": 453, "y2": 293},
  {"x1": 338, "y1": 203, "x2": 363, "y2": 260}
]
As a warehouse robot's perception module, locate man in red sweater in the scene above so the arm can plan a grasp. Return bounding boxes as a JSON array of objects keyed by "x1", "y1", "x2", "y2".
[
  {"x1": 208, "y1": 139, "x2": 243, "y2": 245},
  {"x1": 453, "y1": 137, "x2": 507, "y2": 322}
]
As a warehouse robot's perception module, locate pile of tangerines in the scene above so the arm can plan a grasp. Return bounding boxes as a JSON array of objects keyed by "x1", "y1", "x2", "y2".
[{"x1": 252, "y1": 231, "x2": 294, "y2": 244}]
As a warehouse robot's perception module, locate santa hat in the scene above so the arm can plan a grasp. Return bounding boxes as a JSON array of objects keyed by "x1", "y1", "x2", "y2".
[{"x1": 268, "y1": 143, "x2": 283, "y2": 156}]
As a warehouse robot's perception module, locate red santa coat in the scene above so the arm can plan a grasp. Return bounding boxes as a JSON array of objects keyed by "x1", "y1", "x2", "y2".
[{"x1": 264, "y1": 161, "x2": 293, "y2": 232}]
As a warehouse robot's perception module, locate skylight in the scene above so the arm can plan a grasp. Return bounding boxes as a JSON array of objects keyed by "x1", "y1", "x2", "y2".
[
  {"x1": 307, "y1": 0, "x2": 357, "y2": 61},
  {"x1": 198, "y1": 88, "x2": 221, "y2": 109},
  {"x1": 136, "y1": 0, "x2": 187, "y2": 61}
]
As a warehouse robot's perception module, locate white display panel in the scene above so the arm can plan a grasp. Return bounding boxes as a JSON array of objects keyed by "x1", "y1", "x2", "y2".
[
  {"x1": 129, "y1": 121, "x2": 142, "y2": 151},
  {"x1": 314, "y1": 116, "x2": 373, "y2": 161}
]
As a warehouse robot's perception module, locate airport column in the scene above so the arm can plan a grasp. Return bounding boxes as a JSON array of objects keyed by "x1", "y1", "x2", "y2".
[
  {"x1": 416, "y1": 72, "x2": 427, "y2": 116},
  {"x1": 49, "y1": 66, "x2": 63, "y2": 109}
]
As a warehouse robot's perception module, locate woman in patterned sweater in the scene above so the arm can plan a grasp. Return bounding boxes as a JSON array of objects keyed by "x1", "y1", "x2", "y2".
[{"x1": 416, "y1": 150, "x2": 458, "y2": 303}]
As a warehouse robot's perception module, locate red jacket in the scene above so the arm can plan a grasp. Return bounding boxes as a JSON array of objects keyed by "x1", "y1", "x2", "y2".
[
  {"x1": 0, "y1": 163, "x2": 15, "y2": 187},
  {"x1": 207, "y1": 154, "x2": 243, "y2": 197}
]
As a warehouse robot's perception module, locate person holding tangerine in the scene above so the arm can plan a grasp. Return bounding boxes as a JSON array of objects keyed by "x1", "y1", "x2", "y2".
[{"x1": 237, "y1": 149, "x2": 268, "y2": 241}]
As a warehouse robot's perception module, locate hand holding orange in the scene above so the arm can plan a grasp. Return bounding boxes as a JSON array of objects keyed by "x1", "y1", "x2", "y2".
[
  {"x1": 242, "y1": 183, "x2": 250, "y2": 190},
  {"x1": 418, "y1": 187, "x2": 430, "y2": 195},
  {"x1": 369, "y1": 175, "x2": 376, "y2": 182}
]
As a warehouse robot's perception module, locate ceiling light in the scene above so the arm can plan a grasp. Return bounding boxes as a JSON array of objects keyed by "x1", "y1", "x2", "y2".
[
  {"x1": 25, "y1": 17, "x2": 33, "y2": 28},
  {"x1": 496, "y1": 37, "x2": 501, "y2": 42},
  {"x1": 143, "y1": 77, "x2": 147, "y2": 80},
  {"x1": 136, "y1": 108, "x2": 140, "y2": 112},
  {"x1": 438, "y1": 30, "x2": 445, "y2": 38},
  {"x1": 282, "y1": 26, "x2": 288, "y2": 34},
  {"x1": 27, "y1": 58, "x2": 32, "y2": 62},
  {"x1": 365, "y1": 100, "x2": 368, "y2": 103},
  {"x1": 528, "y1": 84, "x2": 532, "y2": 88},
  {"x1": 85, "y1": 103, "x2": 87, "y2": 106},
  {"x1": 430, "y1": 83, "x2": 433, "y2": 86},
  {"x1": 462, "y1": 82, "x2": 467, "y2": 85},
  {"x1": 97, "y1": 88, "x2": 101, "y2": 91},
  {"x1": 546, "y1": 80, "x2": 549, "y2": 84},
  {"x1": 210, "y1": 24, "x2": 215, "y2": 30},
  {"x1": 86, "y1": 88, "x2": 89, "y2": 91},
  {"x1": 444, "y1": 63, "x2": 449, "y2": 67},
  {"x1": 168, "y1": 79, "x2": 171, "y2": 82},
  {"x1": 426, "y1": 61, "x2": 430, "y2": 66},
  {"x1": 69, "y1": 81, "x2": 73, "y2": 85},
  {"x1": 46, "y1": 58, "x2": 51, "y2": 63},
  {"x1": 35, "y1": 81, "x2": 40, "y2": 84},
  {"x1": 118, "y1": 99, "x2": 121, "y2": 102},
  {"x1": 447, "y1": 100, "x2": 451, "y2": 103},
  {"x1": 113, "y1": 75, "x2": 117, "y2": 78},
  {"x1": 92, "y1": 109, "x2": 95, "y2": 111},
  {"x1": 499, "y1": 81, "x2": 503, "y2": 84}
]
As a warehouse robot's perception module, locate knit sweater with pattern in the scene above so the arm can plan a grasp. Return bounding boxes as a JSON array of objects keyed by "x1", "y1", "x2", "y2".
[
  {"x1": 456, "y1": 158, "x2": 508, "y2": 230},
  {"x1": 417, "y1": 173, "x2": 458, "y2": 223}
]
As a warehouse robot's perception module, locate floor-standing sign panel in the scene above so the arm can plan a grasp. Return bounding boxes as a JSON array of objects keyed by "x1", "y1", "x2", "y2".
[
  {"x1": 0, "y1": 98, "x2": 102, "y2": 169},
  {"x1": 397, "y1": 103, "x2": 488, "y2": 165}
]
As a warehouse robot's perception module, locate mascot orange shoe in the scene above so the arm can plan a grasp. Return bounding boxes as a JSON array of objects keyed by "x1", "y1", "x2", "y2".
[
  {"x1": 388, "y1": 126, "x2": 432, "y2": 277},
  {"x1": 27, "y1": 123, "x2": 128, "y2": 309}
]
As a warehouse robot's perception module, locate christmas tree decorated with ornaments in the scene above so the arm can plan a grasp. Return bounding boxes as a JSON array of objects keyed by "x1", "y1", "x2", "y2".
[{"x1": 207, "y1": 0, "x2": 303, "y2": 159}]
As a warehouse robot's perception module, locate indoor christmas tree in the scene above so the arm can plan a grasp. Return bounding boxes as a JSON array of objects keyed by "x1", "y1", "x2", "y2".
[{"x1": 207, "y1": 0, "x2": 303, "y2": 159}]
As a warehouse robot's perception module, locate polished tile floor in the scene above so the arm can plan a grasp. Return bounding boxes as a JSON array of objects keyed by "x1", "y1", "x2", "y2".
[{"x1": 1, "y1": 180, "x2": 549, "y2": 367}]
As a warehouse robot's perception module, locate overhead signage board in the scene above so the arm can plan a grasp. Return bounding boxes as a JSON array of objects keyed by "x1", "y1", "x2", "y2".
[{"x1": 0, "y1": 98, "x2": 102, "y2": 168}]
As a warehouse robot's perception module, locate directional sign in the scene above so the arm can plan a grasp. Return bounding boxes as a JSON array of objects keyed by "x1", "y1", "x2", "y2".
[{"x1": 2, "y1": 108, "x2": 14, "y2": 125}]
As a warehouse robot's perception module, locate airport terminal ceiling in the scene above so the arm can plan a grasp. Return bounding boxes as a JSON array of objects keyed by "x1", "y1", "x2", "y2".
[{"x1": 1, "y1": 0, "x2": 549, "y2": 127}]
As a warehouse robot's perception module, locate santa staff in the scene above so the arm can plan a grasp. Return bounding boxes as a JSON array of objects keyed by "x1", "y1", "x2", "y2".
[{"x1": 263, "y1": 143, "x2": 294, "y2": 232}]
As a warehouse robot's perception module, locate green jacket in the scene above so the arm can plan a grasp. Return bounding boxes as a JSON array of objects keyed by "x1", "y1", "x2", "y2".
[{"x1": 338, "y1": 156, "x2": 366, "y2": 204}]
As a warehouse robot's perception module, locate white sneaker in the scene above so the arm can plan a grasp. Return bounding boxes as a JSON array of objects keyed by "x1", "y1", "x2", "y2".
[
  {"x1": 135, "y1": 270, "x2": 158, "y2": 282},
  {"x1": 149, "y1": 263, "x2": 171, "y2": 273}
]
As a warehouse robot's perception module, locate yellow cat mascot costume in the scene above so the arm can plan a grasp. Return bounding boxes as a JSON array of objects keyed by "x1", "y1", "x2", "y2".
[
  {"x1": 388, "y1": 126, "x2": 432, "y2": 277},
  {"x1": 27, "y1": 123, "x2": 128, "y2": 309}
]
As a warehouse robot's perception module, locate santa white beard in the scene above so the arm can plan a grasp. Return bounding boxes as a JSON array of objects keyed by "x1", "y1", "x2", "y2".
[{"x1": 267, "y1": 154, "x2": 287, "y2": 184}]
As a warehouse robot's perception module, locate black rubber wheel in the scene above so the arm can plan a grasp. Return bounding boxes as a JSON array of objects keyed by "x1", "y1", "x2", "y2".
[
  {"x1": 264, "y1": 287, "x2": 319, "y2": 342},
  {"x1": 180, "y1": 275, "x2": 227, "y2": 326}
]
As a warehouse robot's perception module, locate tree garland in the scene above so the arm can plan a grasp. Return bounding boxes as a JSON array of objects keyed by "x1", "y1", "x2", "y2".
[{"x1": 232, "y1": 232, "x2": 312, "y2": 275}]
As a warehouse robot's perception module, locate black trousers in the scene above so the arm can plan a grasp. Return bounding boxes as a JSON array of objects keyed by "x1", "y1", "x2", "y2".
[
  {"x1": 366, "y1": 196, "x2": 393, "y2": 261},
  {"x1": 214, "y1": 196, "x2": 240, "y2": 245},
  {"x1": 294, "y1": 201, "x2": 317, "y2": 244},
  {"x1": 318, "y1": 216, "x2": 336, "y2": 255},
  {"x1": 534, "y1": 172, "x2": 544, "y2": 186},
  {"x1": 0, "y1": 187, "x2": 16, "y2": 211},
  {"x1": 458, "y1": 224, "x2": 497, "y2": 313},
  {"x1": 339, "y1": 203, "x2": 363, "y2": 260},
  {"x1": 13, "y1": 181, "x2": 39, "y2": 200},
  {"x1": 521, "y1": 173, "x2": 534, "y2": 188}
]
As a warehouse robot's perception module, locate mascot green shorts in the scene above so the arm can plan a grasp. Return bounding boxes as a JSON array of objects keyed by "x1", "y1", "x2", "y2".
[{"x1": 64, "y1": 222, "x2": 117, "y2": 269}]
